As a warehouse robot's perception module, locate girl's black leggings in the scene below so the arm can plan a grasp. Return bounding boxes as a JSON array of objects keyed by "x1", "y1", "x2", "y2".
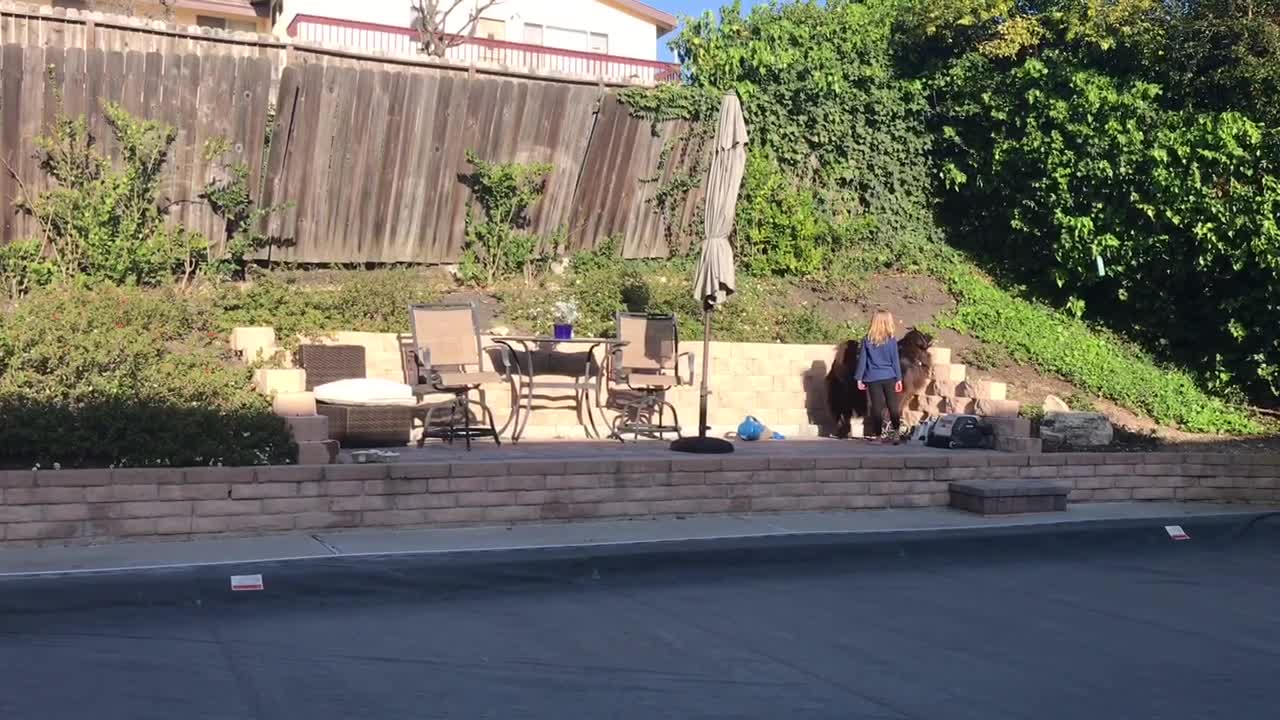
[{"x1": 866, "y1": 379, "x2": 902, "y2": 435}]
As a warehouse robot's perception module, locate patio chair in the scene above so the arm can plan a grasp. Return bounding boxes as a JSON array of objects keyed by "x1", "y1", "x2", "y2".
[
  {"x1": 407, "y1": 303, "x2": 512, "y2": 450},
  {"x1": 605, "y1": 312, "x2": 694, "y2": 442}
]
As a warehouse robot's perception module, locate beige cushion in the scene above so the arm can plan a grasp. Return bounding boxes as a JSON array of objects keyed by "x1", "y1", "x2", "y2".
[
  {"x1": 435, "y1": 371, "x2": 502, "y2": 388},
  {"x1": 627, "y1": 374, "x2": 677, "y2": 389},
  {"x1": 313, "y1": 378, "x2": 417, "y2": 407}
]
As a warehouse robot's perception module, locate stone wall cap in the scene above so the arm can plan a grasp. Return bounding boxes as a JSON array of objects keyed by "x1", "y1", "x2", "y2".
[{"x1": 949, "y1": 479, "x2": 1072, "y2": 497}]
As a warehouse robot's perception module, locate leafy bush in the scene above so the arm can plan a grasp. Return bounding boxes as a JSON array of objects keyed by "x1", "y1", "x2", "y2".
[
  {"x1": 939, "y1": 268, "x2": 1259, "y2": 434},
  {"x1": 496, "y1": 242, "x2": 857, "y2": 345},
  {"x1": 19, "y1": 104, "x2": 187, "y2": 286},
  {"x1": 459, "y1": 150, "x2": 556, "y2": 285},
  {"x1": 14, "y1": 103, "x2": 287, "y2": 291},
  {"x1": 673, "y1": 0, "x2": 938, "y2": 245},
  {"x1": 200, "y1": 138, "x2": 293, "y2": 280},
  {"x1": 0, "y1": 284, "x2": 294, "y2": 468},
  {"x1": 210, "y1": 269, "x2": 451, "y2": 346}
]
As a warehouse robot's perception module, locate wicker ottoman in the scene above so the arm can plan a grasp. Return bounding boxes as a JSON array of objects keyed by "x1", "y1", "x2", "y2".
[{"x1": 315, "y1": 403, "x2": 412, "y2": 448}]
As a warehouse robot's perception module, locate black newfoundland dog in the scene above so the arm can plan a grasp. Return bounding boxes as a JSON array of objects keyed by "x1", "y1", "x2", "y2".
[{"x1": 825, "y1": 328, "x2": 933, "y2": 438}]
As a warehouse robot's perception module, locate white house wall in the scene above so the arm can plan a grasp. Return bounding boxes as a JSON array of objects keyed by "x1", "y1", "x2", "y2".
[{"x1": 277, "y1": 0, "x2": 663, "y2": 61}]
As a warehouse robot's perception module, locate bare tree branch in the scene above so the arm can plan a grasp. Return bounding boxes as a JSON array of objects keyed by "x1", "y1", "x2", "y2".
[
  {"x1": 93, "y1": 0, "x2": 177, "y2": 21},
  {"x1": 410, "y1": 0, "x2": 501, "y2": 57}
]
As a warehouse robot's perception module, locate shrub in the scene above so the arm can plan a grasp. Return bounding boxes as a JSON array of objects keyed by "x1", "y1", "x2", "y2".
[
  {"x1": 459, "y1": 151, "x2": 556, "y2": 285},
  {"x1": 939, "y1": 268, "x2": 1259, "y2": 434},
  {"x1": 210, "y1": 268, "x2": 451, "y2": 346},
  {"x1": 0, "y1": 284, "x2": 294, "y2": 468},
  {"x1": 19, "y1": 104, "x2": 186, "y2": 286},
  {"x1": 496, "y1": 243, "x2": 857, "y2": 345}
]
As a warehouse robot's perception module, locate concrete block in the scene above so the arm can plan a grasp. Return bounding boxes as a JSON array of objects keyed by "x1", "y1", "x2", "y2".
[
  {"x1": 958, "y1": 381, "x2": 1008, "y2": 401},
  {"x1": 948, "y1": 397, "x2": 976, "y2": 414},
  {"x1": 984, "y1": 416, "x2": 1032, "y2": 437},
  {"x1": 230, "y1": 326, "x2": 278, "y2": 364},
  {"x1": 974, "y1": 398, "x2": 1021, "y2": 417},
  {"x1": 296, "y1": 440, "x2": 339, "y2": 465},
  {"x1": 928, "y1": 381, "x2": 960, "y2": 396},
  {"x1": 914, "y1": 395, "x2": 950, "y2": 415},
  {"x1": 996, "y1": 436, "x2": 1042, "y2": 454},
  {"x1": 927, "y1": 347, "x2": 952, "y2": 365},
  {"x1": 272, "y1": 391, "x2": 317, "y2": 417},
  {"x1": 930, "y1": 363, "x2": 967, "y2": 382},
  {"x1": 252, "y1": 368, "x2": 306, "y2": 395},
  {"x1": 285, "y1": 415, "x2": 330, "y2": 442}
]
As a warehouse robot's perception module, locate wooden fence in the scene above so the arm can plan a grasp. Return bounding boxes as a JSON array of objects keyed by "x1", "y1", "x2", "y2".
[
  {"x1": 0, "y1": 43, "x2": 275, "y2": 251},
  {"x1": 0, "y1": 4, "x2": 707, "y2": 262}
]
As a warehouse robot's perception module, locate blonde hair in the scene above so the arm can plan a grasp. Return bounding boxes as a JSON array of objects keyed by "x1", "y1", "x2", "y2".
[{"x1": 866, "y1": 310, "x2": 896, "y2": 346}]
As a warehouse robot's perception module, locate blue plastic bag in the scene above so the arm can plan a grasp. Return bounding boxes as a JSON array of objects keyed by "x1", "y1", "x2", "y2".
[
  {"x1": 737, "y1": 416, "x2": 765, "y2": 441},
  {"x1": 736, "y1": 416, "x2": 785, "y2": 441}
]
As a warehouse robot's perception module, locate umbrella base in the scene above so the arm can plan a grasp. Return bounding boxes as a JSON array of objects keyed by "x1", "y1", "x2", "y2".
[{"x1": 670, "y1": 436, "x2": 735, "y2": 454}]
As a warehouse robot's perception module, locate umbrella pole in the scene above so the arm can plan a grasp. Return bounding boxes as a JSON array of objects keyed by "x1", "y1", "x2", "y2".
[
  {"x1": 671, "y1": 306, "x2": 734, "y2": 454},
  {"x1": 698, "y1": 308, "x2": 712, "y2": 438}
]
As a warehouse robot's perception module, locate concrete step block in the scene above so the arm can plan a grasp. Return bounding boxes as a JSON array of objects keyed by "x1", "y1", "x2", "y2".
[
  {"x1": 974, "y1": 398, "x2": 1021, "y2": 418},
  {"x1": 928, "y1": 380, "x2": 961, "y2": 396},
  {"x1": 930, "y1": 363, "x2": 967, "y2": 382},
  {"x1": 296, "y1": 440, "x2": 339, "y2": 465},
  {"x1": 995, "y1": 436, "x2": 1042, "y2": 454},
  {"x1": 230, "y1": 327, "x2": 279, "y2": 365},
  {"x1": 272, "y1": 391, "x2": 317, "y2": 417},
  {"x1": 927, "y1": 347, "x2": 952, "y2": 365},
  {"x1": 958, "y1": 380, "x2": 1008, "y2": 401},
  {"x1": 286, "y1": 415, "x2": 330, "y2": 443},
  {"x1": 949, "y1": 397, "x2": 977, "y2": 414},
  {"x1": 984, "y1": 416, "x2": 1032, "y2": 437},
  {"x1": 913, "y1": 395, "x2": 950, "y2": 415},
  {"x1": 253, "y1": 368, "x2": 306, "y2": 395}
]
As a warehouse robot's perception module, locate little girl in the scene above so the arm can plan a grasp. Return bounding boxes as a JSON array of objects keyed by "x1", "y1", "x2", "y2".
[{"x1": 854, "y1": 310, "x2": 904, "y2": 442}]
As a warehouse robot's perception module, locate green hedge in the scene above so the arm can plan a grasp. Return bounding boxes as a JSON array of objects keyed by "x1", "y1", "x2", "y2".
[{"x1": 0, "y1": 284, "x2": 294, "y2": 468}]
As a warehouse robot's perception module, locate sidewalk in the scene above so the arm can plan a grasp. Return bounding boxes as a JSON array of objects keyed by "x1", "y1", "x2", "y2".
[{"x1": 1, "y1": 502, "x2": 1273, "y2": 579}]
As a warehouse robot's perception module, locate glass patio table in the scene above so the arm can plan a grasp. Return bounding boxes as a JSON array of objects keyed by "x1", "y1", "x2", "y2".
[{"x1": 491, "y1": 335, "x2": 628, "y2": 441}]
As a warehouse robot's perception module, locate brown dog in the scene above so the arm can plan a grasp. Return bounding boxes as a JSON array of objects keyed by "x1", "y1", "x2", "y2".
[{"x1": 825, "y1": 328, "x2": 933, "y2": 438}]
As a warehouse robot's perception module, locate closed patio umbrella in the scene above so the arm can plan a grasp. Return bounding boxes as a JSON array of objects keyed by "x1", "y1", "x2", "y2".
[{"x1": 672, "y1": 93, "x2": 748, "y2": 455}]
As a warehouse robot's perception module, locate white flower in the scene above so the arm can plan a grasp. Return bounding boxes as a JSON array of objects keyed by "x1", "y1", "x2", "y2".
[{"x1": 553, "y1": 300, "x2": 580, "y2": 324}]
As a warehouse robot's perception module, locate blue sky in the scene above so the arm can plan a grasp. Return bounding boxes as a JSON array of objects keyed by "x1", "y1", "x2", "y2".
[{"x1": 652, "y1": 0, "x2": 766, "y2": 61}]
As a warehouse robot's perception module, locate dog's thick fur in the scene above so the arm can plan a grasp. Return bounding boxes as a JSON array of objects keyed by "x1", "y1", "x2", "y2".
[{"x1": 825, "y1": 328, "x2": 933, "y2": 438}]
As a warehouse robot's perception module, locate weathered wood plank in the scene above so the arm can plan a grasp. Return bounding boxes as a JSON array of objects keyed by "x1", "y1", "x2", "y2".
[
  {"x1": 260, "y1": 63, "x2": 301, "y2": 242},
  {"x1": 0, "y1": 45, "x2": 25, "y2": 246}
]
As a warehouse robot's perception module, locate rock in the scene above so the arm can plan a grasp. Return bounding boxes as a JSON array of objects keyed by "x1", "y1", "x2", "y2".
[
  {"x1": 1043, "y1": 394, "x2": 1071, "y2": 412},
  {"x1": 1040, "y1": 412, "x2": 1113, "y2": 449}
]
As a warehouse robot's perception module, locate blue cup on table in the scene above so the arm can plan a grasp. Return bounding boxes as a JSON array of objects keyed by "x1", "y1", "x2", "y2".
[{"x1": 553, "y1": 323, "x2": 573, "y2": 340}]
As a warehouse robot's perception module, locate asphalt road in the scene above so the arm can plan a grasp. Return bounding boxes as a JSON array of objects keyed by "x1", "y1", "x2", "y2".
[{"x1": 2, "y1": 519, "x2": 1279, "y2": 719}]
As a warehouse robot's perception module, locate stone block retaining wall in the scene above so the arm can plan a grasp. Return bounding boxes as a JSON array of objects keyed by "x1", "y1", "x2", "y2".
[
  {"x1": 1, "y1": 453, "x2": 1276, "y2": 546},
  {"x1": 238, "y1": 328, "x2": 1031, "y2": 446}
]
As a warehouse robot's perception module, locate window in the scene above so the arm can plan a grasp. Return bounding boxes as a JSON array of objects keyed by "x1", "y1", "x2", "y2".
[
  {"x1": 475, "y1": 18, "x2": 506, "y2": 41},
  {"x1": 588, "y1": 32, "x2": 609, "y2": 55},
  {"x1": 195, "y1": 15, "x2": 227, "y2": 29},
  {"x1": 544, "y1": 26, "x2": 587, "y2": 51},
  {"x1": 195, "y1": 15, "x2": 257, "y2": 32},
  {"x1": 523, "y1": 23, "x2": 543, "y2": 46}
]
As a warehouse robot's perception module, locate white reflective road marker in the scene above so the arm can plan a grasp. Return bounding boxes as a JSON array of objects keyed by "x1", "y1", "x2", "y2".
[
  {"x1": 1165, "y1": 525, "x2": 1190, "y2": 541},
  {"x1": 230, "y1": 574, "x2": 265, "y2": 591}
]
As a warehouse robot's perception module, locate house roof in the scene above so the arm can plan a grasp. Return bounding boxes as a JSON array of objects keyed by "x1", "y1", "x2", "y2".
[
  {"x1": 604, "y1": 0, "x2": 678, "y2": 35},
  {"x1": 172, "y1": 0, "x2": 270, "y2": 19}
]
